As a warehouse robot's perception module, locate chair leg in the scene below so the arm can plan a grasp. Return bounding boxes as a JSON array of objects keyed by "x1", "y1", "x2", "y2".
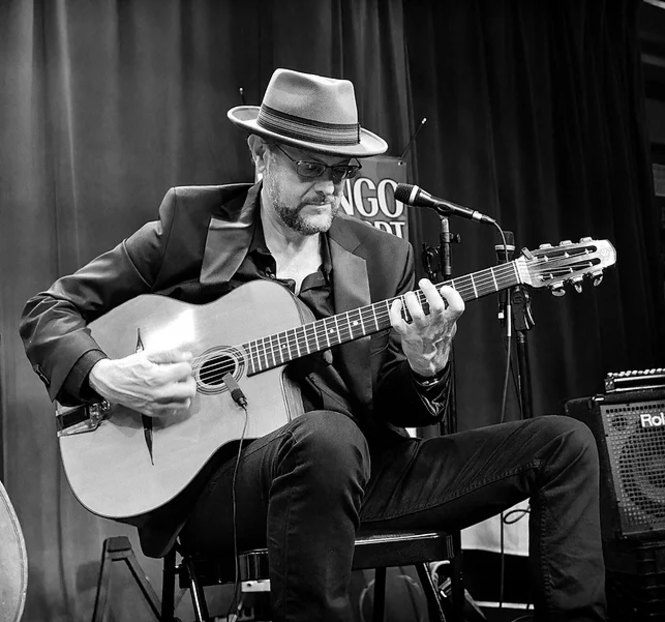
[
  {"x1": 449, "y1": 534, "x2": 465, "y2": 622},
  {"x1": 372, "y1": 567, "x2": 387, "y2": 622},
  {"x1": 160, "y1": 547, "x2": 177, "y2": 622},
  {"x1": 181, "y1": 556, "x2": 210, "y2": 622},
  {"x1": 415, "y1": 563, "x2": 448, "y2": 622}
]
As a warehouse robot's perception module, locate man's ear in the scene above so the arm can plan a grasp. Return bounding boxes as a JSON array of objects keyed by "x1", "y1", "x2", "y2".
[{"x1": 247, "y1": 135, "x2": 270, "y2": 175}]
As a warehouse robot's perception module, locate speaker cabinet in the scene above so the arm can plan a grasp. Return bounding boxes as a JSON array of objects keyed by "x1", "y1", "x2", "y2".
[{"x1": 565, "y1": 390, "x2": 665, "y2": 542}]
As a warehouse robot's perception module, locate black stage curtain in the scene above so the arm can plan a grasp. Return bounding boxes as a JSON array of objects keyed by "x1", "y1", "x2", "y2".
[
  {"x1": 406, "y1": 0, "x2": 664, "y2": 428},
  {"x1": 1, "y1": 1, "x2": 662, "y2": 619}
]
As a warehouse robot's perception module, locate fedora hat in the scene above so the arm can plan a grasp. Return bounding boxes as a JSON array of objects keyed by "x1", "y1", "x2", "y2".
[{"x1": 228, "y1": 68, "x2": 388, "y2": 157}]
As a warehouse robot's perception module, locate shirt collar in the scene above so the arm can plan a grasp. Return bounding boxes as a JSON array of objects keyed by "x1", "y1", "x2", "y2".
[{"x1": 249, "y1": 211, "x2": 333, "y2": 279}]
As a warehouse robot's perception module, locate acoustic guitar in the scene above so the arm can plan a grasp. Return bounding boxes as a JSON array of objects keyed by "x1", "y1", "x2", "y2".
[{"x1": 55, "y1": 238, "x2": 616, "y2": 519}]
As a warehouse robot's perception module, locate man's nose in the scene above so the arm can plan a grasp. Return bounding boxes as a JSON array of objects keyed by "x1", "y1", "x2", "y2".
[{"x1": 312, "y1": 171, "x2": 338, "y2": 191}]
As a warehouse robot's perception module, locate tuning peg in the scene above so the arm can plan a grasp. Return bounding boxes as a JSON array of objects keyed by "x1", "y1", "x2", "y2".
[
  {"x1": 550, "y1": 284, "x2": 566, "y2": 297},
  {"x1": 571, "y1": 276, "x2": 584, "y2": 293},
  {"x1": 538, "y1": 243, "x2": 552, "y2": 249},
  {"x1": 590, "y1": 270, "x2": 603, "y2": 287},
  {"x1": 559, "y1": 240, "x2": 572, "y2": 246},
  {"x1": 579, "y1": 237, "x2": 592, "y2": 243}
]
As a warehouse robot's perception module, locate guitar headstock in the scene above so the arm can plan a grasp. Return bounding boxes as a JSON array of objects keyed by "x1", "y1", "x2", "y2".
[{"x1": 519, "y1": 238, "x2": 616, "y2": 295}]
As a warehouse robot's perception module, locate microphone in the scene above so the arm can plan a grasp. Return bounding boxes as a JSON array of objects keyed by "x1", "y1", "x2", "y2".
[
  {"x1": 394, "y1": 183, "x2": 496, "y2": 224},
  {"x1": 494, "y1": 230, "x2": 515, "y2": 324}
]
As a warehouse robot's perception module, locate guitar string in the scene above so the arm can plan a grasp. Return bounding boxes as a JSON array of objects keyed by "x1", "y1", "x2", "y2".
[
  {"x1": 195, "y1": 256, "x2": 598, "y2": 383},
  {"x1": 196, "y1": 263, "x2": 522, "y2": 382},
  {"x1": 195, "y1": 255, "x2": 599, "y2": 383},
  {"x1": 197, "y1": 259, "x2": 598, "y2": 384}
]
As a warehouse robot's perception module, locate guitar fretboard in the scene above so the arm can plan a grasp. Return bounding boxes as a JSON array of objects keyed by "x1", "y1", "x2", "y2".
[{"x1": 243, "y1": 259, "x2": 522, "y2": 375}]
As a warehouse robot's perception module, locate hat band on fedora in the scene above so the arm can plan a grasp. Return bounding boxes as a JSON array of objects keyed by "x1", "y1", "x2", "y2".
[{"x1": 257, "y1": 104, "x2": 361, "y2": 146}]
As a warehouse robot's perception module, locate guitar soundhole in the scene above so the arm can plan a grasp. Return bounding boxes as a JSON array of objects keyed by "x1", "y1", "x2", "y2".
[{"x1": 195, "y1": 348, "x2": 244, "y2": 394}]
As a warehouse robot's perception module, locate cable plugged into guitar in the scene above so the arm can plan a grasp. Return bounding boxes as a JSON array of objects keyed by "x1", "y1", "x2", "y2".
[{"x1": 222, "y1": 373, "x2": 248, "y2": 408}]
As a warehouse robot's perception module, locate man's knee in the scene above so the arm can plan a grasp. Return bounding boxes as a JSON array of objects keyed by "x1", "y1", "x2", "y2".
[
  {"x1": 537, "y1": 415, "x2": 600, "y2": 470},
  {"x1": 286, "y1": 411, "x2": 370, "y2": 483}
]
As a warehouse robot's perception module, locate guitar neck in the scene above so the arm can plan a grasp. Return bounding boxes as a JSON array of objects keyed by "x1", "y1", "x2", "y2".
[{"x1": 243, "y1": 259, "x2": 524, "y2": 375}]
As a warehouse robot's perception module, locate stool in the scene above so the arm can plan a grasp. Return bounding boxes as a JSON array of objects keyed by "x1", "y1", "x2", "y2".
[{"x1": 162, "y1": 528, "x2": 462, "y2": 622}]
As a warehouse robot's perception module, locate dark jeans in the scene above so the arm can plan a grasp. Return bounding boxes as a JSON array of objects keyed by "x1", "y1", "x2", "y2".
[{"x1": 181, "y1": 411, "x2": 606, "y2": 622}]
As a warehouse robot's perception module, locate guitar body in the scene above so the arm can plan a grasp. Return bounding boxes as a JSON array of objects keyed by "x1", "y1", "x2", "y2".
[{"x1": 58, "y1": 280, "x2": 306, "y2": 519}]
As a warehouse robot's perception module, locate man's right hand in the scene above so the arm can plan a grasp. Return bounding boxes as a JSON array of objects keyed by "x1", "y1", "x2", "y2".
[{"x1": 88, "y1": 349, "x2": 196, "y2": 418}]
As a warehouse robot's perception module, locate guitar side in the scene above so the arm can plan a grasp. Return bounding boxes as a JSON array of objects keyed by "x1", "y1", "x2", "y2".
[{"x1": 58, "y1": 280, "x2": 305, "y2": 519}]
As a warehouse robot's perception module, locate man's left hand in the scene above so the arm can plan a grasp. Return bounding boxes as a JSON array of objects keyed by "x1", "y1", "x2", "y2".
[{"x1": 389, "y1": 279, "x2": 465, "y2": 377}]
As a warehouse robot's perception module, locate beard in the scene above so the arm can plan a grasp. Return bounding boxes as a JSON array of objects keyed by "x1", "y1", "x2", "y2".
[
  {"x1": 263, "y1": 171, "x2": 341, "y2": 235},
  {"x1": 274, "y1": 199, "x2": 340, "y2": 235}
]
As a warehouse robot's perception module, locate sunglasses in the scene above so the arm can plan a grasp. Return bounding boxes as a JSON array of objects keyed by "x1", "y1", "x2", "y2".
[{"x1": 273, "y1": 144, "x2": 362, "y2": 183}]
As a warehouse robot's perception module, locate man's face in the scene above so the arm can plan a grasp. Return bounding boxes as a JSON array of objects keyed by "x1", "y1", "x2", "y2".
[{"x1": 261, "y1": 142, "x2": 354, "y2": 235}]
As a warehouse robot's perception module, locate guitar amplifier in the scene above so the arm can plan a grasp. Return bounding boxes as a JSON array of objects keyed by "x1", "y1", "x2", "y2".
[{"x1": 565, "y1": 388, "x2": 665, "y2": 542}]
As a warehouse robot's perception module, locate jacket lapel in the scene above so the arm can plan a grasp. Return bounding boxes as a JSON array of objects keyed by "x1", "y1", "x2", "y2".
[
  {"x1": 329, "y1": 218, "x2": 373, "y2": 408},
  {"x1": 200, "y1": 183, "x2": 261, "y2": 286}
]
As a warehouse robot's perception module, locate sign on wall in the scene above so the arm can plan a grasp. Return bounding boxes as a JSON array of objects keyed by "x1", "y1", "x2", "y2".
[{"x1": 340, "y1": 155, "x2": 409, "y2": 239}]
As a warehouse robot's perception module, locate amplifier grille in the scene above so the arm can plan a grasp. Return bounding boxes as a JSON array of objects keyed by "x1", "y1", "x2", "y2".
[{"x1": 602, "y1": 400, "x2": 665, "y2": 536}]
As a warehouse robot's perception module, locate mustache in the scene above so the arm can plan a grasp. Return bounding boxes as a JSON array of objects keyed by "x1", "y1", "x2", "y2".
[{"x1": 302, "y1": 194, "x2": 341, "y2": 207}]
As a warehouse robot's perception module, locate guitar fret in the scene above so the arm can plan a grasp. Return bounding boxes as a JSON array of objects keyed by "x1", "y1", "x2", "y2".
[
  {"x1": 279, "y1": 331, "x2": 289, "y2": 362},
  {"x1": 469, "y1": 275, "x2": 478, "y2": 298},
  {"x1": 248, "y1": 340, "x2": 257, "y2": 374},
  {"x1": 304, "y1": 322, "x2": 315, "y2": 354},
  {"x1": 332, "y1": 314, "x2": 341, "y2": 346},
  {"x1": 356, "y1": 309, "x2": 366, "y2": 336},
  {"x1": 381, "y1": 301, "x2": 390, "y2": 324},
  {"x1": 266, "y1": 336, "x2": 273, "y2": 367},
  {"x1": 511, "y1": 261, "x2": 520, "y2": 286},
  {"x1": 370, "y1": 305, "x2": 378, "y2": 331},
  {"x1": 313, "y1": 321, "x2": 321, "y2": 350},
  {"x1": 339, "y1": 312, "x2": 352, "y2": 341},
  {"x1": 359, "y1": 307, "x2": 370, "y2": 333},
  {"x1": 261, "y1": 336, "x2": 270, "y2": 370},
  {"x1": 323, "y1": 318, "x2": 332, "y2": 348},
  {"x1": 294, "y1": 326, "x2": 302, "y2": 358}
]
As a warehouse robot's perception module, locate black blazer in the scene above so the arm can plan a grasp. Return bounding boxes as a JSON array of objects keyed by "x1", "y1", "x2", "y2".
[
  {"x1": 21, "y1": 182, "x2": 448, "y2": 432},
  {"x1": 21, "y1": 182, "x2": 451, "y2": 556}
]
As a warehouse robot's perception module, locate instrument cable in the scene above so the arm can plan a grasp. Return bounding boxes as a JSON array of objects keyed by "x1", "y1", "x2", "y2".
[{"x1": 223, "y1": 374, "x2": 249, "y2": 621}]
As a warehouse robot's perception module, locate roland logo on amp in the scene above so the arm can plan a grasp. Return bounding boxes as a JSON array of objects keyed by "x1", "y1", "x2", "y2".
[{"x1": 639, "y1": 411, "x2": 665, "y2": 428}]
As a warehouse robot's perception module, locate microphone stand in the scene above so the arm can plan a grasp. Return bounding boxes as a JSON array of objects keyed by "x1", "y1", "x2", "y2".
[
  {"x1": 421, "y1": 217, "x2": 461, "y2": 434},
  {"x1": 437, "y1": 217, "x2": 458, "y2": 435},
  {"x1": 496, "y1": 236, "x2": 535, "y2": 420},
  {"x1": 511, "y1": 285, "x2": 535, "y2": 419},
  {"x1": 421, "y1": 217, "x2": 464, "y2": 621}
]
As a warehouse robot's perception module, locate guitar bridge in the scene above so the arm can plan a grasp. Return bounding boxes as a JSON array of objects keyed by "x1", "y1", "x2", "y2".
[{"x1": 56, "y1": 400, "x2": 111, "y2": 437}]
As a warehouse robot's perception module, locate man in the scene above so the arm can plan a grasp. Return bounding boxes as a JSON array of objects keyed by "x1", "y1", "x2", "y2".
[{"x1": 21, "y1": 68, "x2": 606, "y2": 621}]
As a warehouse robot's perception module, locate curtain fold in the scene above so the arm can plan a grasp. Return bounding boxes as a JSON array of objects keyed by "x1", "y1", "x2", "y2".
[
  {"x1": 405, "y1": 0, "x2": 664, "y2": 429},
  {"x1": 1, "y1": 0, "x2": 662, "y2": 619},
  {"x1": 1, "y1": 1, "x2": 412, "y2": 620}
]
